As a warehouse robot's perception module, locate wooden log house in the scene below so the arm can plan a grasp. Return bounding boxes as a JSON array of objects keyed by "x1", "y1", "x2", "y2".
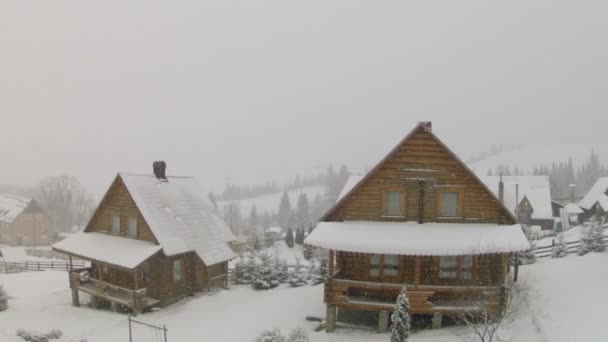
[
  {"x1": 53, "y1": 162, "x2": 236, "y2": 314},
  {"x1": 305, "y1": 122, "x2": 529, "y2": 332},
  {"x1": 0, "y1": 194, "x2": 53, "y2": 247}
]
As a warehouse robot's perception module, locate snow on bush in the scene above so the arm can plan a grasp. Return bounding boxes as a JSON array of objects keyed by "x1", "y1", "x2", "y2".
[
  {"x1": 253, "y1": 328, "x2": 309, "y2": 342},
  {"x1": 390, "y1": 287, "x2": 411, "y2": 342},
  {"x1": 0, "y1": 284, "x2": 8, "y2": 311},
  {"x1": 578, "y1": 221, "x2": 606, "y2": 255},
  {"x1": 518, "y1": 225, "x2": 537, "y2": 265},
  {"x1": 16, "y1": 329, "x2": 63, "y2": 342},
  {"x1": 308, "y1": 258, "x2": 328, "y2": 286},
  {"x1": 552, "y1": 233, "x2": 568, "y2": 258}
]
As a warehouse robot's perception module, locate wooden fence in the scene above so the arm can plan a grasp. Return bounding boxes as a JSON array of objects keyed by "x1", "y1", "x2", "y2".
[
  {"x1": 0, "y1": 260, "x2": 87, "y2": 273},
  {"x1": 535, "y1": 234, "x2": 608, "y2": 258}
]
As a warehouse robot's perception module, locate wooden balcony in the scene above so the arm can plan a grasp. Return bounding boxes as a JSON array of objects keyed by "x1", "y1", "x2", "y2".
[
  {"x1": 69, "y1": 271, "x2": 159, "y2": 314},
  {"x1": 326, "y1": 277, "x2": 503, "y2": 315}
]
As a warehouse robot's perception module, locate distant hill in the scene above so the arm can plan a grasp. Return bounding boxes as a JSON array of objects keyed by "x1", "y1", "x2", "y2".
[
  {"x1": 469, "y1": 143, "x2": 608, "y2": 175},
  {"x1": 216, "y1": 184, "x2": 326, "y2": 215}
]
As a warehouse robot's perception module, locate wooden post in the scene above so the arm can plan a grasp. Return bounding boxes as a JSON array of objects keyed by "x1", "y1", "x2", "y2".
[
  {"x1": 325, "y1": 305, "x2": 337, "y2": 333},
  {"x1": 514, "y1": 253, "x2": 520, "y2": 282},
  {"x1": 414, "y1": 256, "x2": 421, "y2": 286},
  {"x1": 69, "y1": 256, "x2": 73, "y2": 271},
  {"x1": 328, "y1": 250, "x2": 335, "y2": 277},
  {"x1": 378, "y1": 310, "x2": 389, "y2": 333},
  {"x1": 69, "y1": 272, "x2": 80, "y2": 307},
  {"x1": 133, "y1": 269, "x2": 140, "y2": 315}
]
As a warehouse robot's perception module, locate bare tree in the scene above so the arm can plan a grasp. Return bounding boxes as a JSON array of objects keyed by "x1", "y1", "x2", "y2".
[
  {"x1": 35, "y1": 176, "x2": 95, "y2": 234},
  {"x1": 457, "y1": 281, "x2": 528, "y2": 342}
]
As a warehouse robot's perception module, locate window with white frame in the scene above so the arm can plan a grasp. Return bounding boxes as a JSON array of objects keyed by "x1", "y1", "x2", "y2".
[
  {"x1": 173, "y1": 259, "x2": 183, "y2": 282},
  {"x1": 111, "y1": 215, "x2": 121, "y2": 234},
  {"x1": 440, "y1": 192, "x2": 460, "y2": 217},
  {"x1": 127, "y1": 217, "x2": 138, "y2": 237},
  {"x1": 384, "y1": 191, "x2": 404, "y2": 216}
]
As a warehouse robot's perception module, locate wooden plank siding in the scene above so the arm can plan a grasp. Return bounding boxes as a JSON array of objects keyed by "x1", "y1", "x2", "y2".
[
  {"x1": 326, "y1": 129, "x2": 512, "y2": 224},
  {"x1": 85, "y1": 176, "x2": 157, "y2": 243}
]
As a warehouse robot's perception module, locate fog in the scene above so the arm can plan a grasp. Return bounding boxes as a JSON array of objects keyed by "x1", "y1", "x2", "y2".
[{"x1": 1, "y1": 0, "x2": 607, "y2": 197}]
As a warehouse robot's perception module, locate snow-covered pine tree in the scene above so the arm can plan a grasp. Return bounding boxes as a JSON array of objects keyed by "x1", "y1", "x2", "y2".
[
  {"x1": 253, "y1": 236, "x2": 262, "y2": 251},
  {"x1": 590, "y1": 221, "x2": 606, "y2": 252},
  {"x1": 518, "y1": 225, "x2": 537, "y2": 264},
  {"x1": 287, "y1": 328, "x2": 309, "y2": 342},
  {"x1": 0, "y1": 284, "x2": 7, "y2": 311},
  {"x1": 285, "y1": 228, "x2": 294, "y2": 248},
  {"x1": 578, "y1": 225, "x2": 594, "y2": 256},
  {"x1": 390, "y1": 287, "x2": 411, "y2": 342},
  {"x1": 552, "y1": 233, "x2": 568, "y2": 258}
]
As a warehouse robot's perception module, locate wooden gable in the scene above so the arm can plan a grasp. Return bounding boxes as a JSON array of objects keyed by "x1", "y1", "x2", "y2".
[
  {"x1": 85, "y1": 175, "x2": 158, "y2": 244},
  {"x1": 323, "y1": 123, "x2": 515, "y2": 224}
]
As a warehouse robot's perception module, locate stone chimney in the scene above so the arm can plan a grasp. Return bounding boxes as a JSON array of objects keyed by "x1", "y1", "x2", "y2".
[
  {"x1": 153, "y1": 161, "x2": 167, "y2": 180},
  {"x1": 498, "y1": 173, "x2": 504, "y2": 204},
  {"x1": 418, "y1": 121, "x2": 432, "y2": 131}
]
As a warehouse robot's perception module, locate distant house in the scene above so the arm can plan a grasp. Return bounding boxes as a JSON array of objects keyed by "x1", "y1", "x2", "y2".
[
  {"x1": 264, "y1": 226, "x2": 282, "y2": 241},
  {"x1": 552, "y1": 201, "x2": 584, "y2": 228},
  {"x1": 305, "y1": 122, "x2": 529, "y2": 332},
  {"x1": 479, "y1": 176, "x2": 554, "y2": 230},
  {"x1": 53, "y1": 162, "x2": 236, "y2": 314},
  {"x1": 578, "y1": 177, "x2": 608, "y2": 221},
  {"x1": 0, "y1": 194, "x2": 52, "y2": 246}
]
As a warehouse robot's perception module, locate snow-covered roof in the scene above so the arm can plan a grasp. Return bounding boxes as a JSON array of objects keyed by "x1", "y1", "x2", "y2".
[
  {"x1": 479, "y1": 176, "x2": 553, "y2": 219},
  {"x1": 0, "y1": 246, "x2": 28, "y2": 262},
  {"x1": 565, "y1": 203, "x2": 584, "y2": 215},
  {"x1": 53, "y1": 232, "x2": 162, "y2": 269},
  {"x1": 597, "y1": 194, "x2": 608, "y2": 211},
  {"x1": 120, "y1": 173, "x2": 236, "y2": 266},
  {"x1": 305, "y1": 221, "x2": 529, "y2": 256},
  {"x1": 579, "y1": 177, "x2": 608, "y2": 210},
  {"x1": 337, "y1": 175, "x2": 364, "y2": 203},
  {"x1": 265, "y1": 227, "x2": 282, "y2": 234},
  {"x1": 0, "y1": 193, "x2": 32, "y2": 224}
]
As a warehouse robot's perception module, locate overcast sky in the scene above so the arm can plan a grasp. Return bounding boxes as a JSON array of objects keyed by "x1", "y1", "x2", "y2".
[{"x1": 1, "y1": 1, "x2": 607, "y2": 197}]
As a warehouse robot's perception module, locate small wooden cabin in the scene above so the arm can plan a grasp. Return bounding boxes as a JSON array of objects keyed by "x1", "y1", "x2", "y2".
[
  {"x1": 578, "y1": 177, "x2": 608, "y2": 222},
  {"x1": 305, "y1": 122, "x2": 529, "y2": 332},
  {"x1": 53, "y1": 163, "x2": 236, "y2": 314},
  {"x1": 479, "y1": 175, "x2": 554, "y2": 230},
  {"x1": 0, "y1": 194, "x2": 53, "y2": 247}
]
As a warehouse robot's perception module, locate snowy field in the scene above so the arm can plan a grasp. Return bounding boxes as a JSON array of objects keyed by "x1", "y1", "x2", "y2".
[{"x1": 1, "y1": 253, "x2": 606, "y2": 342}]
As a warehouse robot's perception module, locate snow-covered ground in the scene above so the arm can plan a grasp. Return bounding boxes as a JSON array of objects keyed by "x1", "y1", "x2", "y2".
[
  {"x1": 217, "y1": 185, "x2": 326, "y2": 215},
  {"x1": 1, "y1": 253, "x2": 606, "y2": 341}
]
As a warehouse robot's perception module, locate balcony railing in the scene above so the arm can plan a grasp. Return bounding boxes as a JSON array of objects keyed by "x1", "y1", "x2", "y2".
[
  {"x1": 69, "y1": 271, "x2": 159, "y2": 314},
  {"x1": 326, "y1": 277, "x2": 503, "y2": 314}
]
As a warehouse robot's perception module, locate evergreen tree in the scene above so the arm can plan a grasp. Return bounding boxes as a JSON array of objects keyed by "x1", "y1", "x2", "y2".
[
  {"x1": 295, "y1": 193, "x2": 310, "y2": 228},
  {"x1": 0, "y1": 285, "x2": 7, "y2": 311},
  {"x1": 253, "y1": 236, "x2": 262, "y2": 251},
  {"x1": 285, "y1": 228, "x2": 294, "y2": 248},
  {"x1": 249, "y1": 205, "x2": 258, "y2": 233},
  {"x1": 552, "y1": 233, "x2": 568, "y2": 258},
  {"x1": 208, "y1": 192, "x2": 218, "y2": 209},
  {"x1": 278, "y1": 192, "x2": 292, "y2": 229},
  {"x1": 390, "y1": 287, "x2": 411, "y2": 342}
]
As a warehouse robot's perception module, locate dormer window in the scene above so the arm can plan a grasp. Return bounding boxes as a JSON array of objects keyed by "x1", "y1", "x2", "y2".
[
  {"x1": 111, "y1": 215, "x2": 121, "y2": 234},
  {"x1": 383, "y1": 191, "x2": 405, "y2": 217},
  {"x1": 438, "y1": 189, "x2": 463, "y2": 218},
  {"x1": 127, "y1": 217, "x2": 138, "y2": 238}
]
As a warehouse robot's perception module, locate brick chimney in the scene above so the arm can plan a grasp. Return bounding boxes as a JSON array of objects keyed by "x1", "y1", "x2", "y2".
[
  {"x1": 498, "y1": 173, "x2": 504, "y2": 204},
  {"x1": 153, "y1": 161, "x2": 167, "y2": 180},
  {"x1": 418, "y1": 121, "x2": 432, "y2": 131}
]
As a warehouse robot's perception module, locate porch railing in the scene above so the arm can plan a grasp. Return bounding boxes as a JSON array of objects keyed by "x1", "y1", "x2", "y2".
[
  {"x1": 69, "y1": 271, "x2": 158, "y2": 314},
  {"x1": 326, "y1": 277, "x2": 503, "y2": 314}
]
